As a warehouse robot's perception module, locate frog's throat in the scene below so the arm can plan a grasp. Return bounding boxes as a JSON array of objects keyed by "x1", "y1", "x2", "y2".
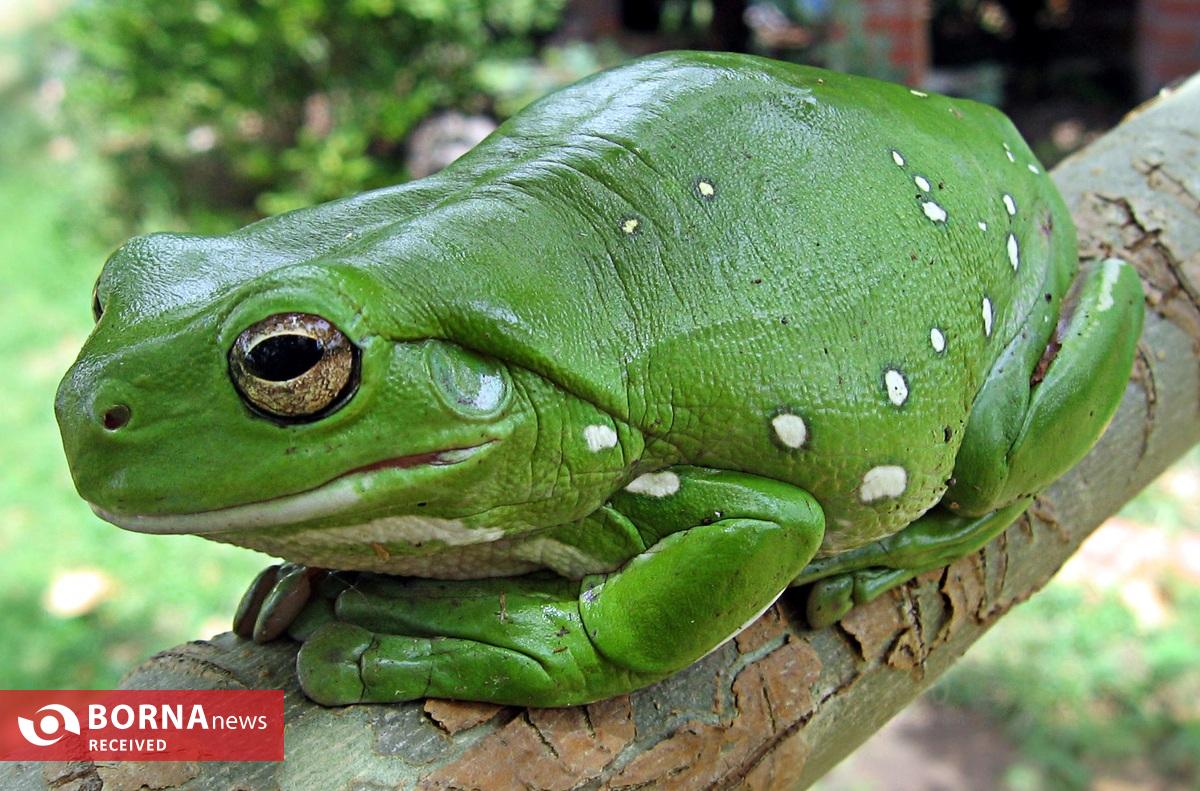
[{"x1": 90, "y1": 443, "x2": 492, "y2": 536}]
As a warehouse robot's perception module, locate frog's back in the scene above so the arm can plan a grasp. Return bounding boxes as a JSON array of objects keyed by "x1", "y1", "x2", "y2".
[{"x1": 379, "y1": 52, "x2": 1076, "y2": 552}]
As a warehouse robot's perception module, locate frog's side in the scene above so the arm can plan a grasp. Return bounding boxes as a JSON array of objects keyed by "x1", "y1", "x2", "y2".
[{"x1": 56, "y1": 51, "x2": 1143, "y2": 707}]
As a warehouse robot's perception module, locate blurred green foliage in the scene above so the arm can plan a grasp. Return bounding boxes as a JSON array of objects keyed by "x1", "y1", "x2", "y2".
[
  {"x1": 935, "y1": 580, "x2": 1200, "y2": 789},
  {"x1": 61, "y1": 0, "x2": 568, "y2": 220},
  {"x1": 0, "y1": 107, "x2": 267, "y2": 689}
]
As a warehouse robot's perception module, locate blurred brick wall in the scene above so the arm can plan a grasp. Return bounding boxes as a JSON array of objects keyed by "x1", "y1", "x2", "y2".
[
  {"x1": 860, "y1": 0, "x2": 931, "y2": 86},
  {"x1": 562, "y1": 0, "x2": 933, "y2": 85},
  {"x1": 1138, "y1": 0, "x2": 1200, "y2": 96}
]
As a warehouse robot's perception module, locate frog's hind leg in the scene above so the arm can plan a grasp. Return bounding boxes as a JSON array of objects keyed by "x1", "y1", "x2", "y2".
[
  {"x1": 798, "y1": 499, "x2": 1029, "y2": 628},
  {"x1": 949, "y1": 257, "x2": 1144, "y2": 516},
  {"x1": 800, "y1": 258, "x2": 1143, "y2": 628}
]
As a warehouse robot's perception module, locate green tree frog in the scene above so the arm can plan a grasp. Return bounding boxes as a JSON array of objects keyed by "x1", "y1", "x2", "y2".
[{"x1": 56, "y1": 52, "x2": 1144, "y2": 707}]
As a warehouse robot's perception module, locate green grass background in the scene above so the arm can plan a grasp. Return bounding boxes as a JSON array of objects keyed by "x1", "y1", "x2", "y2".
[{"x1": 0, "y1": 121, "x2": 265, "y2": 690}]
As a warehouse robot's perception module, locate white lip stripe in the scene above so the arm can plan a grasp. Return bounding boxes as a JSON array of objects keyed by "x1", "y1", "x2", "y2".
[
  {"x1": 92, "y1": 478, "x2": 364, "y2": 535},
  {"x1": 91, "y1": 444, "x2": 489, "y2": 535}
]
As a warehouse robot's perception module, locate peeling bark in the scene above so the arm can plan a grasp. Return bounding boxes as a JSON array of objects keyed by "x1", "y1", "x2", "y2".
[{"x1": 7, "y1": 73, "x2": 1199, "y2": 791}]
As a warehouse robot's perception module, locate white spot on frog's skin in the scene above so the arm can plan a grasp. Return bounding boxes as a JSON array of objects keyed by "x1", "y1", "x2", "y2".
[
  {"x1": 583, "y1": 424, "x2": 618, "y2": 452},
  {"x1": 1006, "y1": 149, "x2": 1015, "y2": 162},
  {"x1": 697, "y1": 180, "x2": 716, "y2": 198},
  {"x1": 930, "y1": 327, "x2": 946, "y2": 353},
  {"x1": 982, "y1": 297, "x2": 994, "y2": 336},
  {"x1": 884, "y1": 369, "x2": 909, "y2": 406},
  {"x1": 978, "y1": 221, "x2": 988, "y2": 231},
  {"x1": 1007, "y1": 233, "x2": 1020, "y2": 271},
  {"x1": 860, "y1": 466, "x2": 907, "y2": 502},
  {"x1": 910, "y1": 89, "x2": 929, "y2": 97},
  {"x1": 1097, "y1": 258, "x2": 1124, "y2": 312},
  {"x1": 1003, "y1": 194, "x2": 1017, "y2": 216},
  {"x1": 625, "y1": 471, "x2": 680, "y2": 497},
  {"x1": 891, "y1": 149, "x2": 906, "y2": 167},
  {"x1": 771, "y1": 413, "x2": 808, "y2": 449},
  {"x1": 621, "y1": 218, "x2": 640, "y2": 234},
  {"x1": 914, "y1": 175, "x2": 931, "y2": 191},
  {"x1": 1028, "y1": 163, "x2": 1040, "y2": 174},
  {"x1": 921, "y1": 201, "x2": 947, "y2": 223}
]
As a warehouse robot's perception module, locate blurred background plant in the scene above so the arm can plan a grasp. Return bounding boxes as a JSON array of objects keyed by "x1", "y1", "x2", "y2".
[
  {"x1": 57, "y1": 0, "x2": 570, "y2": 223},
  {"x1": 1, "y1": 1, "x2": 1197, "y2": 789}
]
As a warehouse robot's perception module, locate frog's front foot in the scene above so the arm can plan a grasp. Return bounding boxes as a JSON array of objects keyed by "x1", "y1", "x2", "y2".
[
  {"x1": 295, "y1": 574, "x2": 640, "y2": 706},
  {"x1": 232, "y1": 563, "x2": 334, "y2": 643}
]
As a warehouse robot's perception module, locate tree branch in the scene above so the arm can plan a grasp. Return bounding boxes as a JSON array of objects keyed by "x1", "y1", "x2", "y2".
[{"x1": 12, "y1": 73, "x2": 1200, "y2": 791}]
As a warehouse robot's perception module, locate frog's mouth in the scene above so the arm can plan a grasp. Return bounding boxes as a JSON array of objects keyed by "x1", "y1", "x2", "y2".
[{"x1": 90, "y1": 442, "x2": 493, "y2": 536}]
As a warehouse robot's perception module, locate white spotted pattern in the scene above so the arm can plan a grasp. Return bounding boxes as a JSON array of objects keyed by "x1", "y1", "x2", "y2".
[
  {"x1": 1028, "y1": 163, "x2": 1040, "y2": 174},
  {"x1": 884, "y1": 369, "x2": 909, "y2": 406},
  {"x1": 982, "y1": 297, "x2": 994, "y2": 336},
  {"x1": 977, "y1": 221, "x2": 988, "y2": 231},
  {"x1": 860, "y1": 466, "x2": 907, "y2": 502},
  {"x1": 621, "y1": 218, "x2": 639, "y2": 234},
  {"x1": 582, "y1": 424, "x2": 618, "y2": 452},
  {"x1": 698, "y1": 180, "x2": 715, "y2": 197},
  {"x1": 1007, "y1": 233, "x2": 1020, "y2": 270},
  {"x1": 625, "y1": 471, "x2": 680, "y2": 498},
  {"x1": 910, "y1": 89, "x2": 929, "y2": 97},
  {"x1": 930, "y1": 327, "x2": 946, "y2": 353},
  {"x1": 914, "y1": 175, "x2": 930, "y2": 191},
  {"x1": 892, "y1": 149, "x2": 905, "y2": 167},
  {"x1": 921, "y1": 201, "x2": 947, "y2": 223},
  {"x1": 1003, "y1": 194, "x2": 1017, "y2": 216},
  {"x1": 771, "y1": 413, "x2": 808, "y2": 449}
]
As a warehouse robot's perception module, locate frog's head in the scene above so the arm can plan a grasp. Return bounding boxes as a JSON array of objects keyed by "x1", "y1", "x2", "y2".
[{"x1": 55, "y1": 227, "x2": 538, "y2": 547}]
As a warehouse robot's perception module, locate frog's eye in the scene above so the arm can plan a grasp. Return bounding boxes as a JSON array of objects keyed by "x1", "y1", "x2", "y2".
[
  {"x1": 91, "y1": 281, "x2": 103, "y2": 323},
  {"x1": 229, "y1": 313, "x2": 360, "y2": 422}
]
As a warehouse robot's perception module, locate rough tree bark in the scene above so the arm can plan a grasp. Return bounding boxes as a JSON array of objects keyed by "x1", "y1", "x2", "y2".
[{"x1": 8, "y1": 74, "x2": 1199, "y2": 791}]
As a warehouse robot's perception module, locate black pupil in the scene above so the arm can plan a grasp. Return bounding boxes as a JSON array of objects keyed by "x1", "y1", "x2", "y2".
[{"x1": 245, "y1": 334, "x2": 324, "y2": 381}]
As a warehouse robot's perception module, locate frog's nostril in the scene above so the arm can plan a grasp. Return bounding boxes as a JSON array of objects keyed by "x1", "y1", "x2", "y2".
[{"x1": 102, "y1": 404, "x2": 132, "y2": 431}]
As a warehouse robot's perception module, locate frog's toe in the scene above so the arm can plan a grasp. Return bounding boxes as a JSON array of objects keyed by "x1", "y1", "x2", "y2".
[
  {"x1": 296, "y1": 622, "x2": 374, "y2": 706},
  {"x1": 807, "y1": 567, "x2": 938, "y2": 627},
  {"x1": 233, "y1": 563, "x2": 328, "y2": 644},
  {"x1": 233, "y1": 564, "x2": 280, "y2": 639},
  {"x1": 257, "y1": 564, "x2": 323, "y2": 643},
  {"x1": 805, "y1": 574, "x2": 855, "y2": 629}
]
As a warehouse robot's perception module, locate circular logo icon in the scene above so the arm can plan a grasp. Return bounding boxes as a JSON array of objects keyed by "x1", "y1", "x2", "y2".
[{"x1": 17, "y1": 704, "x2": 81, "y2": 747}]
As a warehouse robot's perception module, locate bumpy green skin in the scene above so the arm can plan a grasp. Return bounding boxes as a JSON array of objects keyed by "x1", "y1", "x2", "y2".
[{"x1": 56, "y1": 52, "x2": 1144, "y2": 706}]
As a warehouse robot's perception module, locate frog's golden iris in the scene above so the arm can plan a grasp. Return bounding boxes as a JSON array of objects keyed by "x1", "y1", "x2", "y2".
[{"x1": 228, "y1": 313, "x2": 360, "y2": 422}]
